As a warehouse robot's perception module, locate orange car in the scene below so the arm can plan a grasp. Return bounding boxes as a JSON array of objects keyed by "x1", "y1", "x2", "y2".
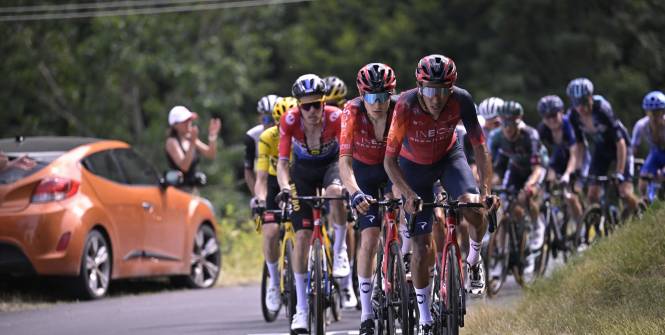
[{"x1": 0, "y1": 137, "x2": 221, "y2": 299}]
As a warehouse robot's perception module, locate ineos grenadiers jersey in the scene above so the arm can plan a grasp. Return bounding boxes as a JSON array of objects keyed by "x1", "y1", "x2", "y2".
[
  {"x1": 489, "y1": 124, "x2": 545, "y2": 176},
  {"x1": 537, "y1": 116, "x2": 576, "y2": 161},
  {"x1": 339, "y1": 96, "x2": 396, "y2": 165},
  {"x1": 278, "y1": 105, "x2": 342, "y2": 162},
  {"x1": 568, "y1": 95, "x2": 631, "y2": 156},
  {"x1": 385, "y1": 87, "x2": 485, "y2": 165},
  {"x1": 632, "y1": 115, "x2": 665, "y2": 151}
]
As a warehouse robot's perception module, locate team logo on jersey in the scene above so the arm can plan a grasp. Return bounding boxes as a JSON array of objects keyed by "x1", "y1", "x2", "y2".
[
  {"x1": 302, "y1": 218, "x2": 311, "y2": 228},
  {"x1": 285, "y1": 113, "x2": 296, "y2": 125}
]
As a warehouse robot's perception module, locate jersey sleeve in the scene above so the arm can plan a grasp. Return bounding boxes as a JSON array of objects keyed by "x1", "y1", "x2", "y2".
[
  {"x1": 458, "y1": 90, "x2": 485, "y2": 146},
  {"x1": 278, "y1": 112, "x2": 294, "y2": 160},
  {"x1": 568, "y1": 109, "x2": 585, "y2": 145},
  {"x1": 385, "y1": 98, "x2": 409, "y2": 158},
  {"x1": 597, "y1": 98, "x2": 621, "y2": 143},
  {"x1": 631, "y1": 117, "x2": 647, "y2": 151},
  {"x1": 562, "y1": 117, "x2": 577, "y2": 147},
  {"x1": 256, "y1": 129, "x2": 272, "y2": 173},
  {"x1": 243, "y1": 134, "x2": 255, "y2": 170},
  {"x1": 339, "y1": 105, "x2": 356, "y2": 157}
]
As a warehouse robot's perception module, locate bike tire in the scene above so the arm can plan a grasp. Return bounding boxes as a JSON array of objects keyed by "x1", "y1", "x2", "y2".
[
  {"x1": 309, "y1": 239, "x2": 325, "y2": 335},
  {"x1": 582, "y1": 205, "x2": 604, "y2": 245},
  {"x1": 513, "y1": 220, "x2": 529, "y2": 287},
  {"x1": 444, "y1": 245, "x2": 461, "y2": 335},
  {"x1": 284, "y1": 239, "x2": 296, "y2": 323},
  {"x1": 387, "y1": 241, "x2": 411, "y2": 335},
  {"x1": 486, "y1": 222, "x2": 509, "y2": 297},
  {"x1": 261, "y1": 262, "x2": 280, "y2": 322}
]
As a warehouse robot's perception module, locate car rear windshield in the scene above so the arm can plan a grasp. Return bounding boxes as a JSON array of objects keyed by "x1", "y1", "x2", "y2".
[{"x1": 0, "y1": 152, "x2": 64, "y2": 185}]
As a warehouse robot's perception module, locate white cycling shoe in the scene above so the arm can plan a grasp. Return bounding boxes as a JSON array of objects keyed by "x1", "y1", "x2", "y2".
[
  {"x1": 265, "y1": 285, "x2": 281, "y2": 312},
  {"x1": 291, "y1": 310, "x2": 308, "y2": 333},
  {"x1": 333, "y1": 251, "x2": 351, "y2": 277},
  {"x1": 341, "y1": 287, "x2": 358, "y2": 309}
]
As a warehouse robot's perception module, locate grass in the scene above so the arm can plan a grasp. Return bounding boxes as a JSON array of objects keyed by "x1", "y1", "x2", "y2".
[
  {"x1": 463, "y1": 202, "x2": 665, "y2": 335},
  {"x1": 216, "y1": 216, "x2": 263, "y2": 286}
]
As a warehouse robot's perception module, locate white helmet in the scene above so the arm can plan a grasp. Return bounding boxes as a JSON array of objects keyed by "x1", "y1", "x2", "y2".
[
  {"x1": 257, "y1": 94, "x2": 280, "y2": 114},
  {"x1": 477, "y1": 97, "x2": 504, "y2": 120}
]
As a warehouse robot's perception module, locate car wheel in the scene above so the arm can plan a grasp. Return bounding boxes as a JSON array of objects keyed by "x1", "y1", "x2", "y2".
[
  {"x1": 173, "y1": 224, "x2": 221, "y2": 289},
  {"x1": 74, "y1": 230, "x2": 112, "y2": 299}
]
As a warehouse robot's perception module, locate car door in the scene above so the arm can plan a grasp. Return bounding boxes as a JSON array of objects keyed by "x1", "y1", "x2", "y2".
[
  {"x1": 81, "y1": 150, "x2": 146, "y2": 277},
  {"x1": 113, "y1": 148, "x2": 186, "y2": 271}
]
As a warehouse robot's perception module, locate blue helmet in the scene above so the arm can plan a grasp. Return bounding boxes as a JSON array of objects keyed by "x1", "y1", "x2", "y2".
[
  {"x1": 566, "y1": 78, "x2": 594, "y2": 105},
  {"x1": 537, "y1": 95, "x2": 564, "y2": 116},
  {"x1": 642, "y1": 91, "x2": 665, "y2": 111}
]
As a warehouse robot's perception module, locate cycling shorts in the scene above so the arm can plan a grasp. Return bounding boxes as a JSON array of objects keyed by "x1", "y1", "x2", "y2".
[
  {"x1": 262, "y1": 175, "x2": 281, "y2": 225},
  {"x1": 399, "y1": 142, "x2": 479, "y2": 236},
  {"x1": 641, "y1": 147, "x2": 665, "y2": 177},
  {"x1": 289, "y1": 159, "x2": 342, "y2": 232},
  {"x1": 352, "y1": 159, "x2": 392, "y2": 231},
  {"x1": 588, "y1": 149, "x2": 633, "y2": 182}
]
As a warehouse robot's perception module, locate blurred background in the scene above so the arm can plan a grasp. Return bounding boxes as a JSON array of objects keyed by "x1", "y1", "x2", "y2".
[{"x1": 1, "y1": 0, "x2": 664, "y2": 225}]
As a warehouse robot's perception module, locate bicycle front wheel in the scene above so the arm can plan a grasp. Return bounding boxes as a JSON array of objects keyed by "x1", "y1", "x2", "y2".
[
  {"x1": 309, "y1": 239, "x2": 325, "y2": 335},
  {"x1": 443, "y1": 245, "x2": 462, "y2": 335},
  {"x1": 284, "y1": 238, "x2": 296, "y2": 322},
  {"x1": 386, "y1": 241, "x2": 411, "y2": 335},
  {"x1": 261, "y1": 262, "x2": 280, "y2": 322}
]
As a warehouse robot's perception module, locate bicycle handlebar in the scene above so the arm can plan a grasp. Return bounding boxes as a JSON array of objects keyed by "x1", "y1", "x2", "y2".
[{"x1": 406, "y1": 196, "x2": 498, "y2": 234}]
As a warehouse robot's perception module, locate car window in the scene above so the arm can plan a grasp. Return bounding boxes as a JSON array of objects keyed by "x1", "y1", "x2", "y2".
[
  {"x1": 113, "y1": 148, "x2": 159, "y2": 185},
  {"x1": 82, "y1": 150, "x2": 126, "y2": 184}
]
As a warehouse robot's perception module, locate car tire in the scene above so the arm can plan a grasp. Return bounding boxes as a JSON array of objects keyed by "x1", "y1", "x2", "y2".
[
  {"x1": 72, "y1": 230, "x2": 112, "y2": 300},
  {"x1": 172, "y1": 224, "x2": 221, "y2": 289}
]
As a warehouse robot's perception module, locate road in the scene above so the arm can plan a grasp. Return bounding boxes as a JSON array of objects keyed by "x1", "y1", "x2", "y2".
[{"x1": 0, "y1": 275, "x2": 527, "y2": 335}]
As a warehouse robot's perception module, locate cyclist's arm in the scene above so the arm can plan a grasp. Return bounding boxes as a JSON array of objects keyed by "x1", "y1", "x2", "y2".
[
  {"x1": 384, "y1": 99, "x2": 417, "y2": 200},
  {"x1": 565, "y1": 146, "x2": 578, "y2": 177},
  {"x1": 340, "y1": 155, "x2": 361, "y2": 195},
  {"x1": 165, "y1": 137, "x2": 196, "y2": 173},
  {"x1": 277, "y1": 115, "x2": 294, "y2": 191},
  {"x1": 472, "y1": 143, "x2": 493, "y2": 197},
  {"x1": 616, "y1": 138, "x2": 627, "y2": 175},
  {"x1": 525, "y1": 129, "x2": 545, "y2": 188},
  {"x1": 255, "y1": 170, "x2": 269, "y2": 202},
  {"x1": 243, "y1": 134, "x2": 256, "y2": 195}
]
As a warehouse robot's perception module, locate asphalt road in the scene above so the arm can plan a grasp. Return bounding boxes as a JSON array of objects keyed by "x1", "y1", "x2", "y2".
[{"x1": 0, "y1": 274, "x2": 527, "y2": 335}]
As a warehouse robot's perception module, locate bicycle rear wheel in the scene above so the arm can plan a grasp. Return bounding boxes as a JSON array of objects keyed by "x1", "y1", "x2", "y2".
[
  {"x1": 284, "y1": 239, "x2": 296, "y2": 323},
  {"x1": 486, "y1": 222, "x2": 509, "y2": 297},
  {"x1": 443, "y1": 245, "x2": 462, "y2": 335},
  {"x1": 386, "y1": 241, "x2": 411, "y2": 335},
  {"x1": 261, "y1": 262, "x2": 280, "y2": 322},
  {"x1": 309, "y1": 239, "x2": 325, "y2": 335}
]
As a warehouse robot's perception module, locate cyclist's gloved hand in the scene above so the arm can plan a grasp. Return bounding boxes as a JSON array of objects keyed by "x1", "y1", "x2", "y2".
[
  {"x1": 275, "y1": 188, "x2": 291, "y2": 205},
  {"x1": 612, "y1": 172, "x2": 625, "y2": 184},
  {"x1": 351, "y1": 191, "x2": 373, "y2": 215},
  {"x1": 560, "y1": 173, "x2": 570, "y2": 185}
]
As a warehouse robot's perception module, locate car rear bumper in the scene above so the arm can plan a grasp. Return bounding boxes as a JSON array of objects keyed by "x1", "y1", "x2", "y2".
[{"x1": 0, "y1": 204, "x2": 83, "y2": 276}]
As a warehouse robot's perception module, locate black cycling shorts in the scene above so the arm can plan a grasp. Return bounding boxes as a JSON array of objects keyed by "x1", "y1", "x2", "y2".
[{"x1": 289, "y1": 159, "x2": 342, "y2": 232}]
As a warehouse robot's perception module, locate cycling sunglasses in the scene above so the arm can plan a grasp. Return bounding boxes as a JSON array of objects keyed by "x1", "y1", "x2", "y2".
[
  {"x1": 363, "y1": 92, "x2": 391, "y2": 104},
  {"x1": 419, "y1": 86, "x2": 451, "y2": 98},
  {"x1": 300, "y1": 100, "x2": 323, "y2": 111},
  {"x1": 571, "y1": 96, "x2": 590, "y2": 107},
  {"x1": 261, "y1": 115, "x2": 273, "y2": 125},
  {"x1": 543, "y1": 111, "x2": 560, "y2": 119},
  {"x1": 501, "y1": 117, "x2": 519, "y2": 127}
]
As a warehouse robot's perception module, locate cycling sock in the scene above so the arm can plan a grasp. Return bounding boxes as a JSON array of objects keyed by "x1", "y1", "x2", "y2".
[
  {"x1": 358, "y1": 276, "x2": 373, "y2": 322},
  {"x1": 333, "y1": 223, "x2": 348, "y2": 255},
  {"x1": 415, "y1": 284, "x2": 433, "y2": 325},
  {"x1": 294, "y1": 272, "x2": 308, "y2": 313},
  {"x1": 399, "y1": 222, "x2": 412, "y2": 255},
  {"x1": 467, "y1": 239, "x2": 482, "y2": 266},
  {"x1": 266, "y1": 261, "x2": 279, "y2": 288}
]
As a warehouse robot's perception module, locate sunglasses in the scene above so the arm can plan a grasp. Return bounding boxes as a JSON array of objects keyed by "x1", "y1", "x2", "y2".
[
  {"x1": 543, "y1": 111, "x2": 560, "y2": 119},
  {"x1": 419, "y1": 86, "x2": 451, "y2": 98},
  {"x1": 300, "y1": 101, "x2": 323, "y2": 111},
  {"x1": 261, "y1": 115, "x2": 273, "y2": 125},
  {"x1": 571, "y1": 97, "x2": 590, "y2": 107},
  {"x1": 363, "y1": 92, "x2": 391, "y2": 104},
  {"x1": 501, "y1": 118, "x2": 519, "y2": 127}
]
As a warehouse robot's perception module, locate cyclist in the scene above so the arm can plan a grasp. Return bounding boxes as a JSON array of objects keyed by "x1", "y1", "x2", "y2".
[
  {"x1": 489, "y1": 101, "x2": 548, "y2": 268},
  {"x1": 565, "y1": 78, "x2": 640, "y2": 214},
  {"x1": 636, "y1": 91, "x2": 665, "y2": 198},
  {"x1": 254, "y1": 96, "x2": 298, "y2": 313},
  {"x1": 277, "y1": 74, "x2": 351, "y2": 333},
  {"x1": 245, "y1": 95, "x2": 280, "y2": 200},
  {"x1": 383, "y1": 54, "x2": 498, "y2": 334},
  {"x1": 536, "y1": 95, "x2": 583, "y2": 227},
  {"x1": 323, "y1": 75, "x2": 349, "y2": 108},
  {"x1": 477, "y1": 97, "x2": 504, "y2": 136},
  {"x1": 339, "y1": 63, "x2": 397, "y2": 335}
]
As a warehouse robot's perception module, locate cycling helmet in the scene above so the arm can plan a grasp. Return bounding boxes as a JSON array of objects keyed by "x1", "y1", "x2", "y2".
[
  {"x1": 292, "y1": 74, "x2": 326, "y2": 100},
  {"x1": 537, "y1": 95, "x2": 565, "y2": 116},
  {"x1": 257, "y1": 94, "x2": 280, "y2": 114},
  {"x1": 477, "y1": 97, "x2": 504, "y2": 120},
  {"x1": 272, "y1": 96, "x2": 298, "y2": 123},
  {"x1": 323, "y1": 76, "x2": 348, "y2": 102},
  {"x1": 356, "y1": 63, "x2": 397, "y2": 94},
  {"x1": 498, "y1": 100, "x2": 524, "y2": 117},
  {"x1": 415, "y1": 54, "x2": 457, "y2": 87},
  {"x1": 566, "y1": 78, "x2": 594, "y2": 99},
  {"x1": 642, "y1": 91, "x2": 665, "y2": 111}
]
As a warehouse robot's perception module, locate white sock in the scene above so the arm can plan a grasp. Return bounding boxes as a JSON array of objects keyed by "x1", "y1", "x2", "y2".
[
  {"x1": 415, "y1": 284, "x2": 433, "y2": 325},
  {"x1": 467, "y1": 239, "x2": 482, "y2": 266},
  {"x1": 399, "y1": 220, "x2": 412, "y2": 255},
  {"x1": 358, "y1": 276, "x2": 373, "y2": 322},
  {"x1": 333, "y1": 223, "x2": 347, "y2": 256},
  {"x1": 266, "y1": 261, "x2": 279, "y2": 288},
  {"x1": 294, "y1": 272, "x2": 308, "y2": 313}
]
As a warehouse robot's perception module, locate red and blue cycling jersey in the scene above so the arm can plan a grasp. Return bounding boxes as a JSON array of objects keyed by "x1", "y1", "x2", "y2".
[
  {"x1": 339, "y1": 96, "x2": 396, "y2": 165},
  {"x1": 279, "y1": 105, "x2": 342, "y2": 162},
  {"x1": 385, "y1": 87, "x2": 485, "y2": 165}
]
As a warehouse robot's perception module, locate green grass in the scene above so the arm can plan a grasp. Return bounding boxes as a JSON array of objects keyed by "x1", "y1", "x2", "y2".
[
  {"x1": 463, "y1": 202, "x2": 665, "y2": 335},
  {"x1": 216, "y1": 216, "x2": 263, "y2": 286}
]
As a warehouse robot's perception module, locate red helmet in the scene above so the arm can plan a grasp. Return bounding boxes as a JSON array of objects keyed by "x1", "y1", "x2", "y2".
[
  {"x1": 356, "y1": 63, "x2": 397, "y2": 94},
  {"x1": 415, "y1": 54, "x2": 457, "y2": 87}
]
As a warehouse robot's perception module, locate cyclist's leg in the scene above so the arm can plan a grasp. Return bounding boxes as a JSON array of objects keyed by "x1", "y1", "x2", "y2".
[
  {"x1": 398, "y1": 157, "x2": 438, "y2": 327},
  {"x1": 587, "y1": 151, "x2": 608, "y2": 204},
  {"x1": 618, "y1": 152, "x2": 639, "y2": 211},
  {"x1": 263, "y1": 176, "x2": 282, "y2": 288}
]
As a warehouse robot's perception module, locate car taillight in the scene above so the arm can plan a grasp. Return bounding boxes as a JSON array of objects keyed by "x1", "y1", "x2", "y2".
[{"x1": 31, "y1": 177, "x2": 80, "y2": 203}]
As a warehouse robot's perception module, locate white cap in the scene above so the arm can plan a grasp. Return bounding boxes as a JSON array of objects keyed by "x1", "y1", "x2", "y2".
[{"x1": 168, "y1": 106, "x2": 198, "y2": 126}]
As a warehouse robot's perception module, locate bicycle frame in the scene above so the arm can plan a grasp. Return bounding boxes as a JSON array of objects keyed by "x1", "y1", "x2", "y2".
[
  {"x1": 438, "y1": 204, "x2": 465, "y2": 310},
  {"x1": 379, "y1": 200, "x2": 402, "y2": 295},
  {"x1": 279, "y1": 221, "x2": 296, "y2": 292}
]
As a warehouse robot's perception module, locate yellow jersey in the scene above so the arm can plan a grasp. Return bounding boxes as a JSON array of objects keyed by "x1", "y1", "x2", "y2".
[{"x1": 257, "y1": 125, "x2": 280, "y2": 176}]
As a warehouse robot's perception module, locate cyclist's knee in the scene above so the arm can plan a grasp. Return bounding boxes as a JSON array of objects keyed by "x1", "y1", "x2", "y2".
[{"x1": 326, "y1": 184, "x2": 343, "y2": 196}]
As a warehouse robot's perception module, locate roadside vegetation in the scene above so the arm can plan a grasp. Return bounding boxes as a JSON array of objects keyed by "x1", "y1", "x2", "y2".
[{"x1": 463, "y1": 202, "x2": 665, "y2": 335}]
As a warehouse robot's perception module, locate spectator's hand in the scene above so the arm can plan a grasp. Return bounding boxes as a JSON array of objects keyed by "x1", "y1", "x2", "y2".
[
  {"x1": 209, "y1": 118, "x2": 222, "y2": 139},
  {"x1": 190, "y1": 125, "x2": 199, "y2": 141},
  {"x1": 351, "y1": 191, "x2": 373, "y2": 215},
  {"x1": 9, "y1": 155, "x2": 36, "y2": 171}
]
